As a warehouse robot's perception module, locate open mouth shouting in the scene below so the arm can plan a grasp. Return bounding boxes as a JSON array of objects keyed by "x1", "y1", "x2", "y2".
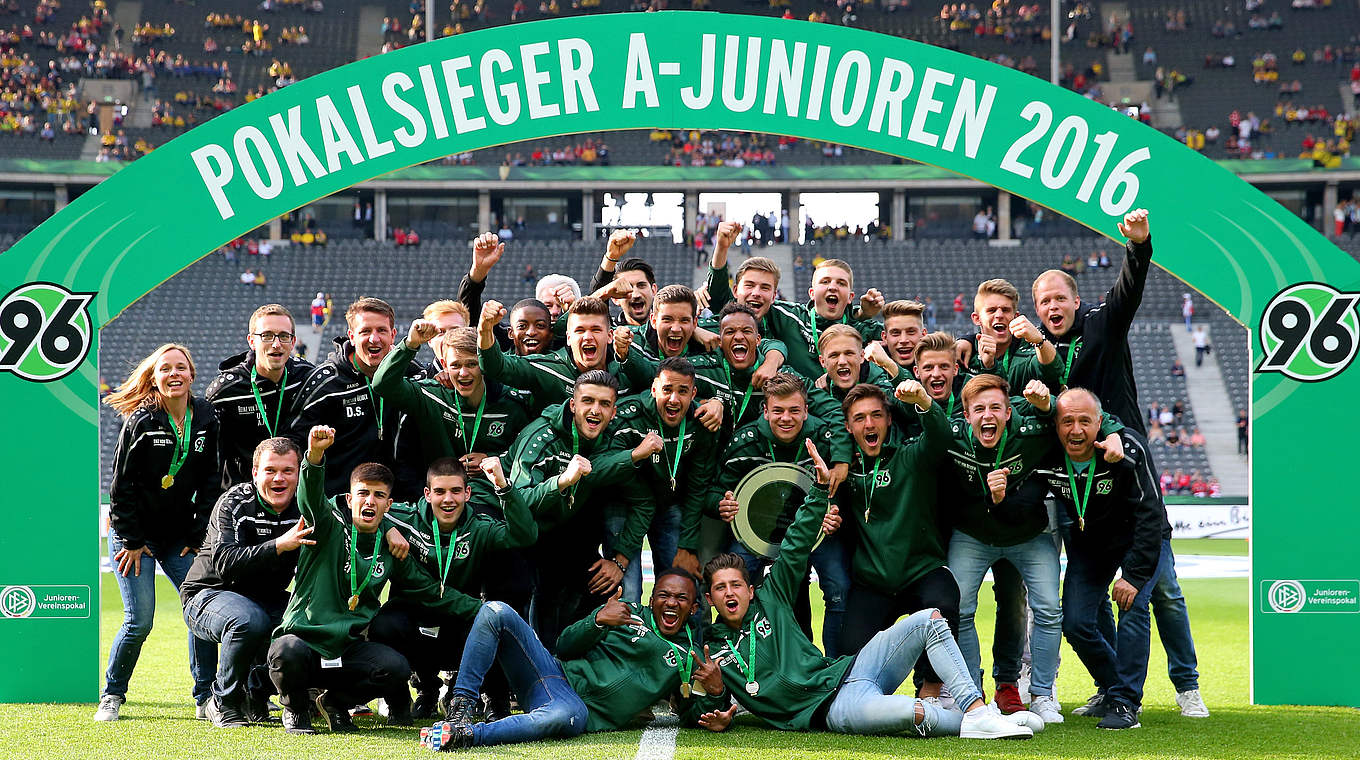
[
  {"x1": 662, "y1": 330, "x2": 686, "y2": 356},
  {"x1": 661, "y1": 400, "x2": 685, "y2": 425},
  {"x1": 729, "y1": 341, "x2": 752, "y2": 367},
  {"x1": 833, "y1": 363, "x2": 855, "y2": 387},
  {"x1": 628, "y1": 294, "x2": 649, "y2": 317},
  {"x1": 862, "y1": 427, "x2": 881, "y2": 449},
  {"x1": 977, "y1": 420, "x2": 1001, "y2": 447},
  {"x1": 743, "y1": 297, "x2": 769, "y2": 316},
  {"x1": 580, "y1": 410, "x2": 605, "y2": 437},
  {"x1": 1045, "y1": 311, "x2": 1066, "y2": 334},
  {"x1": 578, "y1": 341, "x2": 600, "y2": 365},
  {"x1": 357, "y1": 504, "x2": 379, "y2": 524},
  {"x1": 990, "y1": 320, "x2": 1011, "y2": 340},
  {"x1": 927, "y1": 376, "x2": 949, "y2": 399}
]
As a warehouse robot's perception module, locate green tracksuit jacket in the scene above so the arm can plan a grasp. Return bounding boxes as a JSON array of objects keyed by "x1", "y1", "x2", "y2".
[
  {"x1": 275, "y1": 459, "x2": 480, "y2": 658},
  {"x1": 478, "y1": 343, "x2": 652, "y2": 415}
]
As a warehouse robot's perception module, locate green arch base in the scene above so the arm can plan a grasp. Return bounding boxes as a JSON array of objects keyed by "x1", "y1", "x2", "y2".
[{"x1": 1, "y1": 12, "x2": 1355, "y2": 706}]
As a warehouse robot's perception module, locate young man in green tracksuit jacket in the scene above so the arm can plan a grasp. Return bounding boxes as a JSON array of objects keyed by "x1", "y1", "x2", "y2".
[
  {"x1": 267, "y1": 425, "x2": 481, "y2": 735},
  {"x1": 505, "y1": 370, "x2": 656, "y2": 652},
  {"x1": 478, "y1": 295, "x2": 652, "y2": 415},
  {"x1": 711, "y1": 372, "x2": 848, "y2": 658},
  {"x1": 604, "y1": 357, "x2": 719, "y2": 600},
  {"x1": 704, "y1": 221, "x2": 882, "y2": 378},
  {"x1": 956, "y1": 279, "x2": 1062, "y2": 390},
  {"x1": 370, "y1": 455, "x2": 536, "y2": 720},
  {"x1": 375, "y1": 322, "x2": 530, "y2": 505},
  {"x1": 420, "y1": 569, "x2": 708, "y2": 750},
  {"x1": 837, "y1": 380, "x2": 961, "y2": 703},
  {"x1": 690, "y1": 439, "x2": 1032, "y2": 741}
]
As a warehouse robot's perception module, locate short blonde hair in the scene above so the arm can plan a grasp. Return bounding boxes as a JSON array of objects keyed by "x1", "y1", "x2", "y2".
[
  {"x1": 735, "y1": 256, "x2": 781, "y2": 285},
  {"x1": 974, "y1": 279, "x2": 1019, "y2": 312},
  {"x1": 961, "y1": 373, "x2": 1011, "y2": 409},
  {"x1": 813, "y1": 258, "x2": 854, "y2": 289},
  {"x1": 913, "y1": 331, "x2": 957, "y2": 362},
  {"x1": 882, "y1": 300, "x2": 925, "y2": 322},
  {"x1": 249, "y1": 303, "x2": 294, "y2": 333},
  {"x1": 818, "y1": 324, "x2": 863, "y2": 354},
  {"x1": 423, "y1": 299, "x2": 471, "y2": 325}
]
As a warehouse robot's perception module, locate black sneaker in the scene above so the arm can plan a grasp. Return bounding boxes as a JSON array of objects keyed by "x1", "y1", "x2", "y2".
[
  {"x1": 1083, "y1": 695, "x2": 1110, "y2": 719},
  {"x1": 1097, "y1": 701, "x2": 1142, "y2": 730},
  {"x1": 425, "y1": 722, "x2": 475, "y2": 751},
  {"x1": 206, "y1": 697, "x2": 248, "y2": 728},
  {"x1": 244, "y1": 689, "x2": 272, "y2": 723},
  {"x1": 282, "y1": 707, "x2": 315, "y2": 735},
  {"x1": 314, "y1": 691, "x2": 358, "y2": 733},
  {"x1": 444, "y1": 694, "x2": 478, "y2": 726},
  {"x1": 482, "y1": 695, "x2": 511, "y2": 723},
  {"x1": 386, "y1": 695, "x2": 414, "y2": 727},
  {"x1": 1072, "y1": 691, "x2": 1105, "y2": 716},
  {"x1": 411, "y1": 690, "x2": 440, "y2": 721}
]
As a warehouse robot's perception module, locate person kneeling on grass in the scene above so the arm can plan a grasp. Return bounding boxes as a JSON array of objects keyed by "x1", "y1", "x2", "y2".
[
  {"x1": 267, "y1": 426, "x2": 485, "y2": 734},
  {"x1": 420, "y1": 568, "x2": 707, "y2": 750},
  {"x1": 692, "y1": 437, "x2": 1039, "y2": 741}
]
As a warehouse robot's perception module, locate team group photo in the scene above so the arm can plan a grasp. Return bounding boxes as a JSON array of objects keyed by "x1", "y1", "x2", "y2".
[{"x1": 0, "y1": 1, "x2": 1357, "y2": 759}]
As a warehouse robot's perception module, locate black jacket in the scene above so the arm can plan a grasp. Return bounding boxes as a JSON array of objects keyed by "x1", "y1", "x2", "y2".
[
  {"x1": 109, "y1": 396, "x2": 221, "y2": 551},
  {"x1": 179, "y1": 482, "x2": 301, "y2": 610},
  {"x1": 205, "y1": 351, "x2": 314, "y2": 488},
  {"x1": 457, "y1": 273, "x2": 515, "y2": 351},
  {"x1": 1035, "y1": 431, "x2": 1171, "y2": 590},
  {"x1": 1040, "y1": 237, "x2": 1153, "y2": 436},
  {"x1": 283, "y1": 337, "x2": 417, "y2": 496}
]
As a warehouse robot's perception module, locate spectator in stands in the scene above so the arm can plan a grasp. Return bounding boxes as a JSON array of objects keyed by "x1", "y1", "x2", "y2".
[
  {"x1": 253, "y1": 270, "x2": 267, "y2": 291},
  {"x1": 1170, "y1": 359, "x2": 1185, "y2": 377},
  {"x1": 1190, "y1": 472, "x2": 1208, "y2": 497},
  {"x1": 1193, "y1": 326, "x2": 1211, "y2": 366},
  {"x1": 1175, "y1": 469, "x2": 1192, "y2": 493},
  {"x1": 1148, "y1": 420, "x2": 1165, "y2": 443},
  {"x1": 1147, "y1": 401, "x2": 1160, "y2": 424},
  {"x1": 1189, "y1": 427, "x2": 1206, "y2": 448},
  {"x1": 1159, "y1": 470, "x2": 1174, "y2": 494},
  {"x1": 1181, "y1": 293, "x2": 1194, "y2": 331},
  {"x1": 1236, "y1": 409, "x2": 1248, "y2": 454},
  {"x1": 1171, "y1": 400, "x2": 1185, "y2": 424},
  {"x1": 311, "y1": 293, "x2": 326, "y2": 335},
  {"x1": 1098, "y1": 250, "x2": 1111, "y2": 268},
  {"x1": 1158, "y1": 405, "x2": 1175, "y2": 428},
  {"x1": 240, "y1": 269, "x2": 255, "y2": 288},
  {"x1": 972, "y1": 208, "x2": 990, "y2": 239},
  {"x1": 1165, "y1": 426, "x2": 1181, "y2": 448}
]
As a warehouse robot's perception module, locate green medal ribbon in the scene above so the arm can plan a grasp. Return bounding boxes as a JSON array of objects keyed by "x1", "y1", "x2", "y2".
[
  {"x1": 347, "y1": 525, "x2": 382, "y2": 610},
  {"x1": 861, "y1": 456, "x2": 881, "y2": 523},
  {"x1": 1065, "y1": 454, "x2": 1096, "y2": 531},
  {"x1": 567, "y1": 423, "x2": 581, "y2": 505},
  {"x1": 1061, "y1": 338, "x2": 1082, "y2": 387},
  {"x1": 162, "y1": 403, "x2": 193, "y2": 489},
  {"x1": 646, "y1": 609, "x2": 695, "y2": 691},
  {"x1": 432, "y1": 522, "x2": 460, "y2": 596},
  {"x1": 806, "y1": 303, "x2": 849, "y2": 353},
  {"x1": 998, "y1": 345, "x2": 1011, "y2": 378},
  {"x1": 722, "y1": 358, "x2": 754, "y2": 422},
  {"x1": 249, "y1": 365, "x2": 288, "y2": 437},
  {"x1": 353, "y1": 357, "x2": 385, "y2": 440},
  {"x1": 946, "y1": 393, "x2": 955, "y2": 419},
  {"x1": 453, "y1": 388, "x2": 486, "y2": 457},
  {"x1": 658, "y1": 411, "x2": 687, "y2": 491},
  {"x1": 725, "y1": 618, "x2": 760, "y2": 696}
]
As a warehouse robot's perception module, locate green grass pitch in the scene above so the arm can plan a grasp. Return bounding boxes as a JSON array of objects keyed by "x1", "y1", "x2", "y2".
[{"x1": 2, "y1": 539, "x2": 1356, "y2": 759}]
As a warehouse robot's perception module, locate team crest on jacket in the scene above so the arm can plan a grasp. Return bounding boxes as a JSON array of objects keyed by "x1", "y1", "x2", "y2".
[
  {"x1": 454, "y1": 539, "x2": 471, "y2": 559},
  {"x1": 488, "y1": 421, "x2": 505, "y2": 437}
]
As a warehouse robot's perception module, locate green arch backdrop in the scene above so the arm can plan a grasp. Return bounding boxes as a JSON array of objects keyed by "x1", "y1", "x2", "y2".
[{"x1": 1, "y1": 11, "x2": 1356, "y2": 706}]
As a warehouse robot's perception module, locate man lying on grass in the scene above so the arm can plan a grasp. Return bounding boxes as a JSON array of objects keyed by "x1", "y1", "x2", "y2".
[
  {"x1": 420, "y1": 568, "x2": 707, "y2": 750},
  {"x1": 692, "y1": 431, "x2": 1040, "y2": 740}
]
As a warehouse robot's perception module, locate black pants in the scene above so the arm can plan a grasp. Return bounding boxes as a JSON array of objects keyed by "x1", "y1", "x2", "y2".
[
  {"x1": 991, "y1": 559, "x2": 1030, "y2": 685},
  {"x1": 528, "y1": 523, "x2": 611, "y2": 654},
  {"x1": 841, "y1": 566, "x2": 961, "y2": 684},
  {"x1": 267, "y1": 634, "x2": 410, "y2": 712},
  {"x1": 369, "y1": 600, "x2": 516, "y2": 706}
]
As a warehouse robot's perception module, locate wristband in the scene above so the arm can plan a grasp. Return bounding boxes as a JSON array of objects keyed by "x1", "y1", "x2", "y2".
[{"x1": 613, "y1": 558, "x2": 627, "y2": 572}]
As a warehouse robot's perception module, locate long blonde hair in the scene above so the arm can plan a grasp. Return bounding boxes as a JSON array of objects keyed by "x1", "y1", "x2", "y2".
[{"x1": 105, "y1": 343, "x2": 197, "y2": 417}]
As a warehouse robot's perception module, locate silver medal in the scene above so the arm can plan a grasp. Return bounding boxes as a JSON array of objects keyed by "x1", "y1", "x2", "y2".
[{"x1": 745, "y1": 681, "x2": 759, "y2": 696}]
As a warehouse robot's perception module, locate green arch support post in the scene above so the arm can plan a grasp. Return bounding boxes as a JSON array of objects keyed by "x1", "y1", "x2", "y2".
[{"x1": 0, "y1": 12, "x2": 1355, "y2": 706}]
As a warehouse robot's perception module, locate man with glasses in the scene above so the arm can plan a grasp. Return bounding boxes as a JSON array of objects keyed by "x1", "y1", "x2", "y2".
[{"x1": 207, "y1": 304, "x2": 314, "y2": 487}]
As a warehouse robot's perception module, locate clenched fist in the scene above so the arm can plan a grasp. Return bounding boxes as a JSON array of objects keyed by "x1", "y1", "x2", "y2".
[
  {"x1": 408, "y1": 318, "x2": 439, "y2": 348},
  {"x1": 986, "y1": 468, "x2": 1008, "y2": 505},
  {"x1": 894, "y1": 379, "x2": 931, "y2": 409}
]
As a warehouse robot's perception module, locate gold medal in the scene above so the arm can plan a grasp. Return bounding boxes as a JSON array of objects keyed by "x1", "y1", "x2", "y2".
[
  {"x1": 680, "y1": 682, "x2": 691, "y2": 698},
  {"x1": 864, "y1": 507, "x2": 871, "y2": 524},
  {"x1": 161, "y1": 474, "x2": 174, "y2": 489},
  {"x1": 691, "y1": 679, "x2": 707, "y2": 697},
  {"x1": 1079, "y1": 516, "x2": 1085, "y2": 531},
  {"x1": 439, "y1": 583, "x2": 445, "y2": 597},
  {"x1": 348, "y1": 594, "x2": 359, "y2": 611}
]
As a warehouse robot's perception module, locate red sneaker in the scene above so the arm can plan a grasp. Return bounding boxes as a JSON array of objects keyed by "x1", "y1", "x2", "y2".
[{"x1": 994, "y1": 682, "x2": 1024, "y2": 714}]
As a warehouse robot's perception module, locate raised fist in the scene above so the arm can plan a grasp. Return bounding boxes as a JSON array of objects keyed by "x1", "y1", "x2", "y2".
[
  {"x1": 895, "y1": 379, "x2": 930, "y2": 408},
  {"x1": 976, "y1": 333, "x2": 998, "y2": 369},
  {"x1": 986, "y1": 468, "x2": 1008, "y2": 504},
  {"x1": 1009, "y1": 315, "x2": 1042, "y2": 345},
  {"x1": 1022, "y1": 379, "x2": 1051, "y2": 411},
  {"x1": 479, "y1": 456, "x2": 508, "y2": 489},
  {"x1": 408, "y1": 318, "x2": 439, "y2": 348},
  {"x1": 308, "y1": 425, "x2": 335, "y2": 452},
  {"x1": 632, "y1": 431, "x2": 665, "y2": 462},
  {"x1": 859, "y1": 288, "x2": 885, "y2": 318},
  {"x1": 1117, "y1": 208, "x2": 1150, "y2": 244},
  {"x1": 559, "y1": 454, "x2": 592, "y2": 489},
  {"x1": 471, "y1": 232, "x2": 505, "y2": 280},
  {"x1": 613, "y1": 325, "x2": 633, "y2": 360},
  {"x1": 606, "y1": 228, "x2": 637, "y2": 261},
  {"x1": 715, "y1": 220, "x2": 742, "y2": 251}
]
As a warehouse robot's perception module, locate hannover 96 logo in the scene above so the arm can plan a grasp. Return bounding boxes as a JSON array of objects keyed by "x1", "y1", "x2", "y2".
[
  {"x1": 1256, "y1": 283, "x2": 1360, "y2": 382},
  {"x1": 0, "y1": 282, "x2": 95, "y2": 383}
]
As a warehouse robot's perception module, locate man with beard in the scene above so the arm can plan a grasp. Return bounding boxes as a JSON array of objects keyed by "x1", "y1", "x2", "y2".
[
  {"x1": 456, "y1": 232, "x2": 560, "y2": 354},
  {"x1": 692, "y1": 440, "x2": 1032, "y2": 740},
  {"x1": 712, "y1": 372, "x2": 850, "y2": 658},
  {"x1": 478, "y1": 296, "x2": 652, "y2": 415},
  {"x1": 285, "y1": 298, "x2": 415, "y2": 497},
  {"x1": 1035, "y1": 389, "x2": 1172, "y2": 730},
  {"x1": 420, "y1": 570, "x2": 706, "y2": 751},
  {"x1": 586, "y1": 229, "x2": 654, "y2": 327},
  {"x1": 1030, "y1": 210, "x2": 1207, "y2": 719},
  {"x1": 505, "y1": 371, "x2": 661, "y2": 651},
  {"x1": 181, "y1": 437, "x2": 313, "y2": 727},
  {"x1": 207, "y1": 304, "x2": 313, "y2": 487},
  {"x1": 605, "y1": 357, "x2": 718, "y2": 593},
  {"x1": 371, "y1": 456, "x2": 535, "y2": 721},
  {"x1": 705, "y1": 221, "x2": 884, "y2": 377}
]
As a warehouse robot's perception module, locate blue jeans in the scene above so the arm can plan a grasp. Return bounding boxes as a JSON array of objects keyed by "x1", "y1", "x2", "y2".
[
  {"x1": 183, "y1": 589, "x2": 281, "y2": 706},
  {"x1": 452, "y1": 602, "x2": 589, "y2": 746},
  {"x1": 608, "y1": 503, "x2": 680, "y2": 606},
  {"x1": 729, "y1": 530, "x2": 850, "y2": 658},
  {"x1": 104, "y1": 531, "x2": 215, "y2": 704},
  {"x1": 826, "y1": 610, "x2": 981, "y2": 737},
  {"x1": 1097, "y1": 544, "x2": 1201, "y2": 692},
  {"x1": 1064, "y1": 539, "x2": 1171, "y2": 709},
  {"x1": 948, "y1": 529, "x2": 1061, "y2": 696}
]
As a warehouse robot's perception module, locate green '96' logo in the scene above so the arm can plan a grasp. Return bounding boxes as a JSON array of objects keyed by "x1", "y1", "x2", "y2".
[
  {"x1": 0, "y1": 283, "x2": 95, "y2": 383},
  {"x1": 1257, "y1": 283, "x2": 1360, "y2": 383}
]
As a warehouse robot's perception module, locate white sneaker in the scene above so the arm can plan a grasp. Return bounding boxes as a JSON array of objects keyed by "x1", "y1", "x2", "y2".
[
  {"x1": 1072, "y1": 691, "x2": 1104, "y2": 716},
  {"x1": 1008, "y1": 709, "x2": 1045, "y2": 733},
  {"x1": 93, "y1": 695, "x2": 123, "y2": 722},
  {"x1": 1176, "y1": 688, "x2": 1210, "y2": 717},
  {"x1": 959, "y1": 703, "x2": 1033, "y2": 739},
  {"x1": 921, "y1": 696, "x2": 961, "y2": 713},
  {"x1": 1030, "y1": 694, "x2": 1064, "y2": 724},
  {"x1": 1017, "y1": 662, "x2": 1032, "y2": 705}
]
